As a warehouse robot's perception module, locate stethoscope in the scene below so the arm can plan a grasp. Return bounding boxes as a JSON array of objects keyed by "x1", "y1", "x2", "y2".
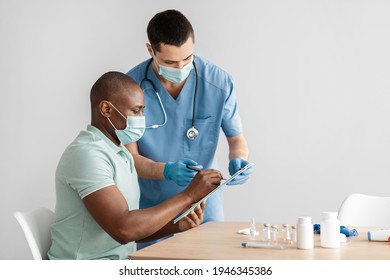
[{"x1": 140, "y1": 58, "x2": 199, "y2": 140}]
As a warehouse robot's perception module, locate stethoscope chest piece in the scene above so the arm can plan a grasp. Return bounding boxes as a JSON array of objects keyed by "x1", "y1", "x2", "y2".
[
  {"x1": 186, "y1": 126, "x2": 199, "y2": 140},
  {"x1": 142, "y1": 58, "x2": 200, "y2": 139}
]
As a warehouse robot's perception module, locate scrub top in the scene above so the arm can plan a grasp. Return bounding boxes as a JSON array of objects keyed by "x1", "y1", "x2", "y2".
[{"x1": 127, "y1": 55, "x2": 242, "y2": 246}]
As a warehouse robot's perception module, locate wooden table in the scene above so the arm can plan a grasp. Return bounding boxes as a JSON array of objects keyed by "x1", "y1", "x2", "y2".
[{"x1": 129, "y1": 222, "x2": 390, "y2": 260}]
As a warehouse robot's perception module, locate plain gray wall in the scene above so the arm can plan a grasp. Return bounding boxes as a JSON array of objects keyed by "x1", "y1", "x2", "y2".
[{"x1": 1, "y1": 0, "x2": 390, "y2": 259}]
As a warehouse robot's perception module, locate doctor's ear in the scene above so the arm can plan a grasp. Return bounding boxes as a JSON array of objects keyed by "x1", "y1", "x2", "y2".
[
  {"x1": 100, "y1": 100, "x2": 112, "y2": 118},
  {"x1": 146, "y1": 43, "x2": 154, "y2": 57}
]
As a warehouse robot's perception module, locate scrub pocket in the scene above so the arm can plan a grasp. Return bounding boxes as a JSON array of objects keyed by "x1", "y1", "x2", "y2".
[{"x1": 184, "y1": 117, "x2": 219, "y2": 154}]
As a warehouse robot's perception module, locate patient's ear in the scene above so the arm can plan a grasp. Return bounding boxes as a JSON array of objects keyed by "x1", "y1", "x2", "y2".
[{"x1": 100, "y1": 100, "x2": 112, "y2": 118}]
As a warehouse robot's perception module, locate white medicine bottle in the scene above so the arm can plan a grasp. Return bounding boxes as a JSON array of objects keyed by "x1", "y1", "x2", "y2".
[
  {"x1": 320, "y1": 211, "x2": 340, "y2": 248},
  {"x1": 296, "y1": 217, "x2": 314, "y2": 249}
]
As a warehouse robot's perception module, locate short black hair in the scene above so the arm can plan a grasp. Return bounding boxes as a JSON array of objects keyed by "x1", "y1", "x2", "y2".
[
  {"x1": 90, "y1": 71, "x2": 136, "y2": 107},
  {"x1": 147, "y1": 9, "x2": 195, "y2": 52}
]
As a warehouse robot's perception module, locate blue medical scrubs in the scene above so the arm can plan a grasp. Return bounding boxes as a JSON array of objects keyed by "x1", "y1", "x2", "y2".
[{"x1": 127, "y1": 55, "x2": 243, "y2": 249}]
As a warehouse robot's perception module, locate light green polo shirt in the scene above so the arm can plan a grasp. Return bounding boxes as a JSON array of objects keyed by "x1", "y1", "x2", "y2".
[{"x1": 48, "y1": 125, "x2": 140, "y2": 260}]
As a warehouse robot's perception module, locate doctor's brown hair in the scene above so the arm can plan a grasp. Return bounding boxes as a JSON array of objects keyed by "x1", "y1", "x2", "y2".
[{"x1": 147, "y1": 9, "x2": 195, "y2": 52}]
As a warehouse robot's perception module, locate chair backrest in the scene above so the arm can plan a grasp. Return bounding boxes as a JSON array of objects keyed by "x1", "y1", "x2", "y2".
[
  {"x1": 338, "y1": 193, "x2": 390, "y2": 227},
  {"x1": 14, "y1": 207, "x2": 54, "y2": 260}
]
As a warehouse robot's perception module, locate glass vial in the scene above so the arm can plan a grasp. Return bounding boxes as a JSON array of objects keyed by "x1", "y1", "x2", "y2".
[
  {"x1": 281, "y1": 223, "x2": 291, "y2": 243},
  {"x1": 290, "y1": 225, "x2": 297, "y2": 244},
  {"x1": 297, "y1": 217, "x2": 314, "y2": 249},
  {"x1": 262, "y1": 223, "x2": 271, "y2": 241},
  {"x1": 320, "y1": 211, "x2": 340, "y2": 248},
  {"x1": 270, "y1": 225, "x2": 278, "y2": 242}
]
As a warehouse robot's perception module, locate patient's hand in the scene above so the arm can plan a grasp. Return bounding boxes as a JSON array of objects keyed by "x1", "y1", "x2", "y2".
[{"x1": 177, "y1": 201, "x2": 206, "y2": 232}]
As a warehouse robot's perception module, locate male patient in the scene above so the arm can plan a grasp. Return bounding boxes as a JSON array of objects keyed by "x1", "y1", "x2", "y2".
[{"x1": 48, "y1": 71, "x2": 222, "y2": 259}]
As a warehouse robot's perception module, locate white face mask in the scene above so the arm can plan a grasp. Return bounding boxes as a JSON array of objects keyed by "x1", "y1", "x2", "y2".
[
  {"x1": 106, "y1": 102, "x2": 145, "y2": 144},
  {"x1": 154, "y1": 57, "x2": 194, "y2": 83}
]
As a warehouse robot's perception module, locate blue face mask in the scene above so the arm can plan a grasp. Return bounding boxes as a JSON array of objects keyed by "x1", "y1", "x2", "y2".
[
  {"x1": 154, "y1": 57, "x2": 194, "y2": 84},
  {"x1": 107, "y1": 102, "x2": 145, "y2": 145}
]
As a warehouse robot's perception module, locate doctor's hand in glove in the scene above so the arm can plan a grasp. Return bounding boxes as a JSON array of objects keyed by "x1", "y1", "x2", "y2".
[
  {"x1": 227, "y1": 157, "x2": 253, "y2": 185},
  {"x1": 163, "y1": 159, "x2": 203, "y2": 187}
]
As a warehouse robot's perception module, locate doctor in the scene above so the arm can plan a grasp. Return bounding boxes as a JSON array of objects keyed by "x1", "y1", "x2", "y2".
[{"x1": 126, "y1": 9, "x2": 252, "y2": 249}]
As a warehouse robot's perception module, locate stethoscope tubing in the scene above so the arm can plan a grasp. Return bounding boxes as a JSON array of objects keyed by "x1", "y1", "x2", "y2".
[{"x1": 140, "y1": 57, "x2": 199, "y2": 139}]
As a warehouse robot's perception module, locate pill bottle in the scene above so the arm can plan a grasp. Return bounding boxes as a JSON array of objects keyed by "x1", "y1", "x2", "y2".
[
  {"x1": 296, "y1": 217, "x2": 313, "y2": 249},
  {"x1": 320, "y1": 211, "x2": 340, "y2": 248}
]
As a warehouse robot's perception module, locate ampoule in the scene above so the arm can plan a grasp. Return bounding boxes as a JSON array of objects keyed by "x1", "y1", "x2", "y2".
[
  {"x1": 262, "y1": 223, "x2": 271, "y2": 241},
  {"x1": 250, "y1": 218, "x2": 257, "y2": 240}
]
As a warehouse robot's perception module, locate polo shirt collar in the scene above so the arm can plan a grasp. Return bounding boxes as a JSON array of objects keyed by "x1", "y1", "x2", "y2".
[{"x1": 86, "y1": 125, "x2": 131, "y2": 160}]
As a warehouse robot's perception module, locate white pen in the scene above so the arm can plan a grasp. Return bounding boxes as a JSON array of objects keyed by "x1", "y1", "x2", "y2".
[{"x1": 241, "y1": 241, "x2": 285, "y2": 249}]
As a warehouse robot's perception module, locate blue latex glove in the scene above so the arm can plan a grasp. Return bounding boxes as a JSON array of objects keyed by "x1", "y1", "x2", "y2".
[
  {"x1": 227, "y1": 158, "x2": 253, "y2": 185},
  {"x1": 163, "y1": 159, "x2": 202, "y2": 187}
]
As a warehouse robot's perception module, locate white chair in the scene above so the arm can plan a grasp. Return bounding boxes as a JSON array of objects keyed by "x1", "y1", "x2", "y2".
[
  {"x1": 14, "y1": 207, "x2": 54, "y2": 260},
  {"x1": 337, "y1": 193, "x2": 390, "y2": 227}
]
